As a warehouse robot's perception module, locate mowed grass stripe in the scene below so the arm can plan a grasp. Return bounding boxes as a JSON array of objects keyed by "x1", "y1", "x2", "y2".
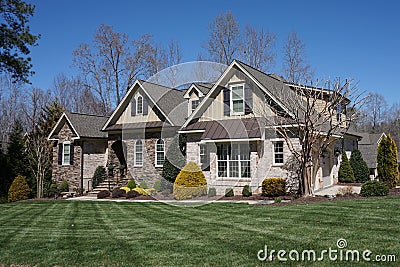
[{"x1": 0, "y1": 197, "x2": 399, "y2": 266}]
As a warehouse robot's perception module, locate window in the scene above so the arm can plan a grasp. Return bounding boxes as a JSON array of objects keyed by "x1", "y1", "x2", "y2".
[
  {"x1": 230, "y1": 84, "x2": 244, "y2": 114},
  {"x1": 190, "y1": 99, "x2": 200, "y2": 114},
  {"x1": 273, "y1": 141, "x2": 284, "y2": 164},
  {"x1": 199, "y1": 144, "x2": 207, "y2": 165},
  {"x1": 137, "y1": 96, "x2": 143, "y2": 114},
  {"x1": 155, "y1": 139, "x2": 165, "y2": 166},
  {"x1": 135, "y1": 140, "x2": 143, "y2": 166},
  {"x1": 217, "y1": 143, "x2": 250, "y2": 178},
  {"x1": 62, "y1": 142, "x2": 70, "y2": 165},
  {"x1": 336, "y1": 104, "x2": 342, "y2": 123}
]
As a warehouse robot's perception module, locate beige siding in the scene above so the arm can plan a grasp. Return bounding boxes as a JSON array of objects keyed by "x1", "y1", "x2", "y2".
[
  {"x1": 199, "y1": 73, "x2": 268, "y2": 121},
  {"x1": 116, "y1": 91, "x2": 161, "y2": 124}
]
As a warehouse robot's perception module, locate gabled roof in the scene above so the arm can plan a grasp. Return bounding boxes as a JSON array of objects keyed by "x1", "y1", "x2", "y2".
[
  {"x1": 358, "y1": 132, "x2": 386, "y2": 168},
  {"x1": 48, "y1": 112, "x2": 109, "y2": 140},
  {"x1": 102, "y1": 80, "x2": 188, "y2": 131}
]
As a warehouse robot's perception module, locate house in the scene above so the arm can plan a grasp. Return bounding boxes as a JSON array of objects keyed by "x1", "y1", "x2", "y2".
[
  {"x1": 48, "y1": 60, "x2": 374, "y2": 195},
  {"x1": 358, "y1": 132, "x2": 386, "y2": 179}
]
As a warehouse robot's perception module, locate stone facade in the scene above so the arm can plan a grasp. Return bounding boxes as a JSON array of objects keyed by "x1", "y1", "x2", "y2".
[
  {"x1": 51, "y1": 124, "x2": 82, "y2": 190},
  {"x1": 52, "y1": 123, "x2": 108, "y2": 192}
]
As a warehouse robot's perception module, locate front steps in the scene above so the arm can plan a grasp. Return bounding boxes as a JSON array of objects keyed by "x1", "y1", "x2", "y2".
[{"x1": 88, "y1": 178, "x2": 130, "y2": 196}]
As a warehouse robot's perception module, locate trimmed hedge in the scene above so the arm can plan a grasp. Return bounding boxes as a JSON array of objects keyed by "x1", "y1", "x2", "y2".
[
  {"x1": 127, "y1": 180, "x2": 136, "y2": 190},
  {"x1": 59, "y1": 180, "x2": 69, "y2": 192},
  {"x1": 92, "y1": 166, "x2": 106, "y2": 188},
  {"x1": 97, "y1": 190, "x2": 110, "y2": 199},
  {"x1": 173, "y1": 162, "x2": 207, "y2": 200},
  {"x1": 8, "y1": 175, "x2": 30, "y2": 202},
  {"x1": 360, "y1": 181, "x2": 389, "y2": 197},
  {"x1": 350, "y1": 149, "x2": 370, "y2": 183},
  {"x1": 242, "y1": 185, "x2": 252, "y2": 197},
  {"x1": 112, "y1": 188, "x2": 126, "y2": 198},
  {"x1": 208, "y1": 187, "x2": 217, "y2": 197},
  {"x1": 262, "y1": 178, "x2": 286, "y2": 197},
  {"x1": 338, "y1": 151, "x2": 355, "y2": 183},
  {"x1": 225, "y1": 188, "x2": 234, "y2": 197}
]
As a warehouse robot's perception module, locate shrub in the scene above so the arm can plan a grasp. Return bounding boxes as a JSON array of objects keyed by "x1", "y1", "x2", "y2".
[
  {"x1": 97, "y1": 190, "x2": 110, "y2": 199},
  {"x1": 161, "y1": 178, "x2": 173, "y2": 192},
  {"x1": 139, "y1": 180, "x2": 148, "y2": 189},
  {"x1": 48, "y1": 182, "x2": 59, "y2": 197},
  {"x1": 262, "y1": 178, "x2": 286, "y2": 197},
  {"x1": 242, "y1": 185, "x2": 252, "y2": 197},
  {"x1": 337, "y1": 186, "x2": 353, "y2": 196},
  {"x1": 208, "y1": 187, "x2": 217, "y2": 197},
  {"x1": 162, "y1": 134, "x2": 186, "y2": 183},
  {"x1": 120, "y1": 186, "x2": 131, "y2": 193},
  {"x1": 112, "y1": 187, "x2": 126, "y2": 198},
  {"x1": 377, "y1": 134, "x2": 399, "y2": 188},
  {"x1": 350, "y1": 149, "x2": 370, "y2": 183},
  {"x1": 145, "y1": 188, "x2": 156, "y2": 196},
  {"x1": 225, "y1": 188, "x2": 234, "y2": 197},
  {"x1": 338, "y1": 151, "x2": 355, "y2": 183},
  {"x1": 92, "y1": 166, "x2": 106, "y2": 188},
  {"x1": 127, "y1": 180, "x2": 136, "y2": 190},
  {"x1": 153, "y1": 180, "x2": 162, "y2": 192},
  {"x1": 126, "y1": 190, "x2": 140, "y2": 199},
  {"x1": 173, "y1": 162, "x2": 207, "y2": 200},
  {"x1": 59, "y1": 180, "x2": 69, "y2": 192},
  {"x1": 360, "y1": 181, "x2": 389, "y2": 197},
  {"x1": 133, "y1": 187, "x2": 149, "y2": 196},
  {"x1": 274, "y1": 197, "x2": 282, "y2": 203},
  {"x1": 8, "y1": 175, "x2": 30, "y2": 202}
]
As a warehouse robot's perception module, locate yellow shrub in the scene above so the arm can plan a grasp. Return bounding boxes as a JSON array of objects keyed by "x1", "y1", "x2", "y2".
[
  {"x1": 262, "y1": 178, "x2": 286, "y2": 197},
  {"x1": 120, "y1": 186, "x2": 131, "y2": 193},
  {"x1": 173, "y1": 162, "x2": 207, "y2": 200},
  {"x1": 133, "y1": 187, "x2": 149, "y2": 196},
  {"x1": 8, "y1": 175, "x2": 30, "y2": 202},
  {"x1": 144, "y1": 188, "x2": 156, "y2": 196}
]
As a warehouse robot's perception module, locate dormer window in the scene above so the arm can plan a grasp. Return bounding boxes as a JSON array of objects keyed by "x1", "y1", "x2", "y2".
[
  {"x1": 137, "y1": 96, "x2": 143, "y2": 114},
  {"x1": 230, "y1": 84, "x2": 245, "y2": 114}
]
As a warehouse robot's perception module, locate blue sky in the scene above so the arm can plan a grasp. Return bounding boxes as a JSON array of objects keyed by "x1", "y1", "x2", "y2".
[{"x1": 25, "y1": 0, "x2": 400, "y2": 104}]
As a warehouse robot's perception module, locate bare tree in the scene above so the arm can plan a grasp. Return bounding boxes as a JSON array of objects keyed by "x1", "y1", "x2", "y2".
[
  {"x1": 283, "y1": 32, "x2": 313, "y2": 83},
  {"x1": 242, "y1": 25, "x2": 276, "y2": 72},
  {"x1": 363, "y1": 92, "x2": 388, "y2": 132},
  {"x1": 260, "y1": 79, "x2": 364, "y2": 196},
  {"x1": 205, "y1": 11, "x2": 241, "y2": 65}
]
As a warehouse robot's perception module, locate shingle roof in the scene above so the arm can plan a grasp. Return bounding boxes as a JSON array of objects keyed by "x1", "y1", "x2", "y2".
[
  {"x1": 104, "y1": 121, "x2": 172, "y2": 131},
  {"x1": 66, "y1": 112, "x2": 109, "y2": 138},
  {"x1": 140, "y1": 80, "x2": 187, "y2": 126},
  {"x1": 182, "y1": 118, "x2": 262, "y2": 140},
  {"x1": 358, "y1": 133, "x2": 385, "y2": 169}
]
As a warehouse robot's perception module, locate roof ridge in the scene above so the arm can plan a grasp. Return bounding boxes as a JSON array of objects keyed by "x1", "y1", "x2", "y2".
[
  {"x1": 139, "y1": 79, "x2": 185, "y2": 92},
  {"x1": 68, "y1": 111, "x2": 110, "y2": 118}
]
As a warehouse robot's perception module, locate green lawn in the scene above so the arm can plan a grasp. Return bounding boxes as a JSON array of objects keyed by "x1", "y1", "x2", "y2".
[{"x1": 0, "y1": 198, "x2": 399, "y2": 266}]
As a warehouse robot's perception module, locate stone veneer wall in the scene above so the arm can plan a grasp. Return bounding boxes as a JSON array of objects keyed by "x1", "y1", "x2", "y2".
[{"x1": 52, "y1": 124, "x2": 82, "y2": 190}]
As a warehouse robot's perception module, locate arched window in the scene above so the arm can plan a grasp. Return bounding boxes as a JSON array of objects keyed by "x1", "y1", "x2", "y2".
[
  {"x1": 135, "y1": 140, "x2": 143, "y2": 166},
  {"x1": 155, "y1": 139, "x2": 165, "y2": 167},
  {"x1": 137, "y1": 96, "x2": 143, "y2": 114}
]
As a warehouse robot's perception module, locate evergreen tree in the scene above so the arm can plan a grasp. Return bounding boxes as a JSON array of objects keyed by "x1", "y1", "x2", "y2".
[
  {"x1": 377, "y1": 134, "x2": 399, "y2": 188},
  {"x1": 162, "y1": 134, "x2": 186, "y2": 183},
  {"x1": 350, "y1": 149, "x2": 370, "y2": 183},
  {"x1": 338, "y1": 150, "x2": 355, "y2": 183}
]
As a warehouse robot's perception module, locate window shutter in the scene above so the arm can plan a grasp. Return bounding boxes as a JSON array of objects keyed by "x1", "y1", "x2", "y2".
[
  {"x1": 244, "y1": 83, "x2": 253, "y2": 114},
  {"x1": 143, "y1": 96, "x2": 148, "y2": 115},
  {"x1": 58, "y1": 143, "x2": 62, "y2": 165},
  {"x1": 223, "y1": 87, "x2": 230, "y2": 116},
  {"x1": 69, "y1": 143, "x2": 74, "y2": 165},
  {"x1": 131, "y1": 97, "x2": 136, "y2": 116}
]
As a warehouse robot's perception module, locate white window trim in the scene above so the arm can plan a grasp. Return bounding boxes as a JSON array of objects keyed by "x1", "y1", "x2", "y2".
[
  {"x1": 216, "y1": 143, "x2": 251, "y2": 179},
  {"x1": 62, "y1": 141, "x2": 71, "y2": 166},
  {"x1": 199, "y1": 143, "x2": 207, "y2": 166},
  {"x1": 272, "y1": 140, "x2": 284, "y2": 166},
  {"x1": 230, "y1": 83, "x2": 245, "y2": 115},
  {"x1": 189, "y1": 98, "x2": 200, "y2": 115},
  {"x1": 137, "y1": 95, "x2": 143, "y2": 115},
  {"x1": 155, "y1": 139, "x2": 165, "y2": 167},
  {"x1": 134, "y1": 140, "x2": 143, "y2": 167}
]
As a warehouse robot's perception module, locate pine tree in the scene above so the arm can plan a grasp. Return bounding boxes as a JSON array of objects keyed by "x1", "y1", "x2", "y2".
[
  {"x1": 377, "y1": 134, "x2": 399, "y2": 188},
  {"x1": 350, "y1": 149, "x2": 370, "y2": 183},
  {"x1": 338, "y1": 150, "x2": 355, "y2": 183}
]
